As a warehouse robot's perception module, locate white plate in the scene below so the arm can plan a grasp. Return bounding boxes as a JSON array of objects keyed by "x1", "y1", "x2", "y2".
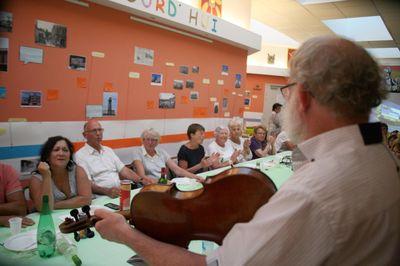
[
  {"x1": 172, "y1": 177, "x2": 203, "y2": 191},
  {"x1": 3, "y1": 230, "x2": 62, "y2": 252}
]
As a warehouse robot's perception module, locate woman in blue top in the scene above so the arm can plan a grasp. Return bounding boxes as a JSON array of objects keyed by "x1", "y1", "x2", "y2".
[
  {"x1": 250, "y1": 125, "x2": 275, "y2": 159},
  {"x1": 30, "y1": 136, "x2": 92, "y2": 211}
]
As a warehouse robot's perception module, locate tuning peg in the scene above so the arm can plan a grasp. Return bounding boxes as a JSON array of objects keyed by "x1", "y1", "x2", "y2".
[
  {"x1": 70, "y1": 209, "x2": 80, "y2": 222},
  {"x1": 74, "y1": 231, "x2": 81, "y2": 242},
  {"x1": 86, "y1": 228, "x2": 95, "y2": 238},
  {"x1": 82, "y1": 205, "x2": 91, "y2": 218}
]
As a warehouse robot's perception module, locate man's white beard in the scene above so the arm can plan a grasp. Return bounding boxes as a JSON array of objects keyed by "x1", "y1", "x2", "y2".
[{"x1": 282, "y1": 96, "x2": 306, "y2": 145}]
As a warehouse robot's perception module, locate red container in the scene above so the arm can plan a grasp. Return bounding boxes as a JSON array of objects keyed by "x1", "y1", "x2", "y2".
[{"x1": 119, "y1": 180, "x2": 131, "y2": 211}]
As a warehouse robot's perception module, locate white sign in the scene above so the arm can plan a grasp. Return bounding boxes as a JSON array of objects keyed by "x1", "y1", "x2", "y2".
[{"x1": 19, "y1": 46, "x2": 43, "y2": 64}]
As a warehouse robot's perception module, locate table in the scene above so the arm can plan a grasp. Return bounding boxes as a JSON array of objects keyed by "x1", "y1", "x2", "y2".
[{"x1": 0, "y1": 152, "x2": 293, "y2": 266}]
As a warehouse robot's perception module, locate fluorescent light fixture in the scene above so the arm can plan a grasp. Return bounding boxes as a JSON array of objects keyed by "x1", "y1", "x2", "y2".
[
  {"x1": 65, "y1": 0, "x2": 89, "y2": 7},
  {"x1": 130, "y1": 16, "x2": 213, "y2": 44},
  {"x1": 297, "y1": 0, "x2": 346, "y2": 4},
  {"x1": 365, "y1": 47, "x2": 400, "y2": 59},
  {"x1": 323, "y1": 16, "x2": 392, "y2": 42}
]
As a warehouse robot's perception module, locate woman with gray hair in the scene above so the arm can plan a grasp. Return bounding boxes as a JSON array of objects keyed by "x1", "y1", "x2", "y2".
[
  {"x1": 227, "y1": 118, "x2": 252, "y2": 162},
  {"x1": 132, "y1": 128, "x2": 202, "y2": 182},
  {"x1": 207, "y1": 125, "x2": 241, "y2": 169}
]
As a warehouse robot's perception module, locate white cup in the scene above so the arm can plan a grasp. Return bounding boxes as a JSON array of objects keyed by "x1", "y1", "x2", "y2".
[{"x1": 9, "y1": 217, "x2": 22, "y2": 235}]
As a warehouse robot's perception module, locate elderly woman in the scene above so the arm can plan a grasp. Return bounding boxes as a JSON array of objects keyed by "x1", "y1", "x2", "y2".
[
  {"x1": 30, "y1": 136, "x2": 92, "y2": 211},
  {"x1": 228, "y1": 118, "x2": 252, "y2": 162},
  {"x1": 132, "y1": 128, "x2": 202, "y2": 182},
  {"x1": 208, "y1": 126, "x2": 241, "y2": 169},
  {"x1": 249, "y1": 125, "x2": 275, "y2": 159},
  {"x1": 177, "y1": 123, "x2": 219, "y2": 174}
]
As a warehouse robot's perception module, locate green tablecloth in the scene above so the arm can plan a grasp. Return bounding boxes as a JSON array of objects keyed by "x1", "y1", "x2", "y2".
[{"x1": 0, "y1": 152, "x2": 293, "y2": 266}]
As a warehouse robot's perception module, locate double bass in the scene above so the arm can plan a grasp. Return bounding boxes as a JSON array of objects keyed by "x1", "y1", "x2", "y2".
[{"x1": 59, "y1": 167, "x2": 277, "y2": 248}]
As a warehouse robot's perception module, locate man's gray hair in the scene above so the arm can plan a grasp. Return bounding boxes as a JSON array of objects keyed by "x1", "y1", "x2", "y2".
[
  {"x1": 214, "y1": 125, "x2": 229, "y2": 136},
  {"x1": 141, "y1": 128, "x2": 160, "y2": 140},
  {"x1": 290, "y1": 35, "x2": 386, "y2": 118}
]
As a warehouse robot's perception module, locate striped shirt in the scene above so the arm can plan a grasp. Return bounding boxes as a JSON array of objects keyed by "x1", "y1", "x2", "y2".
[{"x1": 207, "y1": 123, "x2": 400, "y2": 265}]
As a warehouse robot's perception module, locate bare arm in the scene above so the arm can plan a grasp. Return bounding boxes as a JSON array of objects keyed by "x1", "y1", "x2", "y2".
[
  {"x1": 95, "y1": 210, "x2": 206, "y2": 266},
  {"x1": 29, "y1": 162, "x2": 54, "y2": 211},
  {"x1": 166, "y1": 159, "x2": 202, "y2": 181},
  {"x1": 285, "y1": 141, "x2": 297, "y2": 151},
  {"x1": 178, "y1": 159, "x2": 203, "y2": 174},
  {"x1": 0, "y1": 190, "x2": 27, "y2": 216},
  {"x1": 54, "y1": 166, "x2": 92, "y2": 209},
  {"x1": 119, "y1": 166, "x2": 155, "y2": 185}
]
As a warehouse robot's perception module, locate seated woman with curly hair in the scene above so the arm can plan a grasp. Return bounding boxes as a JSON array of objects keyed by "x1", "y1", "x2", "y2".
[{"x1": 30, "y1": 136, "x2": 92, "y2": 211}]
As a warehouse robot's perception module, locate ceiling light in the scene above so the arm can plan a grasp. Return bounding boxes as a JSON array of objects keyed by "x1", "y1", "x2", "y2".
[
  {"x1": 322, "y1": 16, "x2": 392, "y2": 42},
  {"x1": 365, "y1": 48, "x2": 400, "y2": 59}
]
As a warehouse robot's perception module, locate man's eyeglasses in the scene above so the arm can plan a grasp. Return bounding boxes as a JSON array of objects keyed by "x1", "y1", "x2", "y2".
[
  {"x1": 280, "y1": 83, "x2": 297, "y2": 99},
  {"x1": 144, "y1": 138, "x2": 159, "y2": 142},
  {"x1": 85, "y1": 128, "x2": 104, "y2": 134}
]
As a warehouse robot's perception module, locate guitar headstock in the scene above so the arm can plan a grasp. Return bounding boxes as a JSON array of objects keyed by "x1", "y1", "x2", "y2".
[{"x1": 59, "y1": 206, "x2": 98, "y2": 240}]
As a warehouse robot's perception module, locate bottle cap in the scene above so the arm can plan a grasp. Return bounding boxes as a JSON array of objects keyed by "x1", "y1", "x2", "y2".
[{"x1": 72, "y1": 255, "x2": 82, "y2": 266}]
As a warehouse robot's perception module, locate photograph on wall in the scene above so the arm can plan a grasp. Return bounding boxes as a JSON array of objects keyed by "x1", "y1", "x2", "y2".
[
  {"x1": 19, "y1": 46, "x2": 43, "y2": 64},
  {"x1": 102, "y1": 92, "x2": 118, "y2": 116},
  {"x1": 159, "y1": 93, "x2": 176, "y2": 109},
  {"x1": 151, "y1": 73, "x2": 163, "y2": 86},
  {"x1": 134, "y1": 46, "x2": 154, "y2": 66},
  {"x1": 35, "y1": 20, "x2": 67, "y2": 48},
  {"x1": 267, "y1": 53, "x2": 275, "y2": 64},
  {"x1": 235, "y1": 74, "x2": 242, "y2": 88},
  {"x1": 192, "y1": 66, "x2": 199, "y2": 73},
  {"x1": 0, "y1": 11, "x2": 13, "y2": 32},
  {"x1": 20, "y1": 91, "x2": 42, "y2": 107},
  {"x1": 221, "y1": 64, "x2": 229, "y2": 75},
  {"x1": 0, "y1": 86, "x2": 6, "y2": 99},
  {"x1": 383, "y1": 66, "x2": 400, "y2": 93},
  {"x1": 190, "y1": 91, "x2": 199, "y2": 100},
  {"x1": 69, "y1": 55, "x2": 86, "y2": 71},
  {"x1": 213, "y1": 102, "x2": 219, "y2": 114},
  {"x1": 222, "y1": 97, "x2": 228, "y2": 109},
  {"x1": 179, "y1": 66, "x2": 189, "y2": 75},
  {"x1": 20, "y1": 158, "x2": 40, "y2": 175},
  {"x1": 244, "y1": 98, "x2": 251, "y2": 106},
  {"x1": 0, "y1": 37, "x2": 8, "y2": 71},
  {"x1": 173, "y1": 80, "x2": 184, "y2": 90},
  {"x1": 86, "y1": 105, "x2": 103, "y2": 118},
  {"x1": 186, "y1": 80, "x2": 194, "y2": 89}
]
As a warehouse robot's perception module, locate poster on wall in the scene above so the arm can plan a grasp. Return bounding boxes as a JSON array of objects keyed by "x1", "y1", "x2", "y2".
[
  {"x1": 102, "y1": 92, "x2": 118, "y2": 116},
  {"x1": 0, "y1": 87, "x2": 6, "y2": 99},
  {"x1": 35, "y1": 20, "x2": 67, "y2": 48},
  {"x1": 235, "y1": 74, "x2": 242, "y2": 88},
  {"x1": 151, "y1": 73, "x2": 163, "y2": 86},
  {"x1": 200, "y1": 0, "x2": 222, "y2": 17},
  {"x1": 20, "y1": 91, "x2": 42, "y2": 107},
  {"x1": 221, "y1": 65, "x2": 229, "y2": 75},
  {"x1": 20, "y1": 46, "x2": 43, "y2": 64},
  {"x1": 179, "y1": 66, "x2": 189, "y2": 75},
  {"x1": 186, "y1": 80, "x2": 194, "y2": 89},
  {"x1": 222, "y1": 97, "x2": 228, "y2": 109},
  {"x1": 383, "y1": 66, "x2": 400, "y2": 93},
  {"x1": 86, "y1": 105, "x2": 103, "y2": 118},
  {"x1": 192, "y1": 66, "x2": 199, "y2": 73},
  {"x1": 267, "y1": 53, "x2": 275, "y2": 64},
  {"x1": 159, "y1": 93, "x2": 175, "y2": 109},
  {"x1": 134, "y1": 46, "x2": 154, "y2": 66},
  {"x1": 173, "y1": 80, "x2": 183, "y2": 90},
  {"x1": 0, "y1": 11, "x2": 13, "y2": 32},
  {"x1": 244, "y1": 98, "x2": 251, "y2": 106},
  {"x1": 190, "y1": 91, "x2": 199, "y2": 100},
  {"x1": 0, "y1": 37, "x2": 8, "y2": 71},
  {"x1": 69, "y1": 55, "x2": 86, "y2": 71},
  {"x1": 213, "y1": 102, "x2": 219, "y2": 114}
]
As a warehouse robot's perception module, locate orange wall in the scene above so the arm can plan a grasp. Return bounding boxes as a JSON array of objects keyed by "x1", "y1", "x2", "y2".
[
  {"x1": 245, "y1": 73, "x2": 288, "y2": 112},
  {"x1": 0, "y1": 0, "x2": 248, "y2": 122}
]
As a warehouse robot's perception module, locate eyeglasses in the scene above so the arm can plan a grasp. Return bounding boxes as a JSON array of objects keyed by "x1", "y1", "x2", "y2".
[
  {"x1": 280, "y1": 82, "x2": 297, "y2": 99},
  {"x1": 85, "y1": 128, "x2": 104, "y2": 134},
  {"x1": 144, "y1": 138, "x2": 159, "y2": 142}
]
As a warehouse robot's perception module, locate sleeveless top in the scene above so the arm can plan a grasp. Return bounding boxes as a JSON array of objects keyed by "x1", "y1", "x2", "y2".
[{"x1": 33, "y1": 165, "x2": 78, "y2": 201}]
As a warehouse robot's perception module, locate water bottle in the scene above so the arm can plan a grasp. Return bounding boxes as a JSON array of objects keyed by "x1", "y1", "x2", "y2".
[
  {"x1": 57, "y1": 234, "x2": 82, "y2": 266},
  {"x1": 37, "y1": 195, "x2": 56, "y2": 257},
  {"x1": 202, "y1": 240, "x2": 214, "y2": 255}
]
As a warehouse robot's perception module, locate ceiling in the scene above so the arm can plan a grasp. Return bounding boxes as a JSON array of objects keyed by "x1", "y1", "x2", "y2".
[{"x1": 251, "y1": 0, "x2": 400, "y2": 52}]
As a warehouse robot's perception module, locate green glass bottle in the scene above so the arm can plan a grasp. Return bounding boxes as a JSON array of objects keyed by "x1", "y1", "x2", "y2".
[
  {"x1": 37, "y1": 195, "x2": 56, "y2": 258},
  {"x1": 158, "y1": 167, "x2": 167, "y2": 184}
]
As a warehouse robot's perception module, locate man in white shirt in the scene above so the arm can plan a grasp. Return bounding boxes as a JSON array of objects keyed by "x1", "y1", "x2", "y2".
[
  {"x1": 75, "y1": 119, "x2": 153, "y2": 198},
  {"x1": 94, "y1": 36, "x2": 399, "y2": 265},
  {"x1": 274, "y1": 130, "x2": 296, "y2": 153}
]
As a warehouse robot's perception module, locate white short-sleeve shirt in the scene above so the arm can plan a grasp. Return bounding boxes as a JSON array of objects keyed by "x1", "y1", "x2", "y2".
[
  {"x1": 75, "y1": 143, "x2": 124, "y2": 189},
  {"x1": 132, "y1": 146, "x2": 170, "y2": 180},
  {"x1": 228, "y1": 138, "x2": 252, "y2": 162},
  {"x1": 274, "y1": 131, "x2": 289, "y2": 153},
  {"x1": 208, "y1": 141, "x2": 235, "y2": 163},
  {"x1": 207, "y1": 123, "x2": 400, "y2": 265}
]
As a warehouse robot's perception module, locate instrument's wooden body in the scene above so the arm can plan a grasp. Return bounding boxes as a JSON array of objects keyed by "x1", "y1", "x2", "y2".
[{"x1": 130, "y1": 167, "x2": 277, "y2": 247}]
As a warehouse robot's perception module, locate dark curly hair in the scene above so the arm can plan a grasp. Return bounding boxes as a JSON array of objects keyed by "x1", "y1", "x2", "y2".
[{"x1": 37, "y1": 136, "x2": 75, "y2": 172}]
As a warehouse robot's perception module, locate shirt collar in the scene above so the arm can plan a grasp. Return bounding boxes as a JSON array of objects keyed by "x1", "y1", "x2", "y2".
[
  {"x1": 296, "y1": 123, "x2": 381, "y2": 163},
  {"x1": 141, "y1": 145, "x2": 160, "y2": 158},
  {"x1": 85, "y1": 143, "x2": 104, "y2": 155}
]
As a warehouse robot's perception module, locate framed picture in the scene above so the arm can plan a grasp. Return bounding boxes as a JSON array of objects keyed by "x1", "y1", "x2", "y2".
[{"x1": 35, "y1": 20, "x2": 67, "y2": 48}]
